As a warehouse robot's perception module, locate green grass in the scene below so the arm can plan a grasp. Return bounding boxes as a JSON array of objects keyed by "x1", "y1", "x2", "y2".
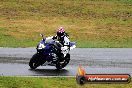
[
  {"x1": 0, "y1": 76, "x2": 132, "y2": 88},
  {"x1": 0, "y1": 0, "x2": 132, "y2": 48}
]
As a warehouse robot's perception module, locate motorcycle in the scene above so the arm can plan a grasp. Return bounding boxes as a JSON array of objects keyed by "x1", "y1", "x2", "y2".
[{"x1": 29, "y1": 34, "x2": 76, "y2": 70}]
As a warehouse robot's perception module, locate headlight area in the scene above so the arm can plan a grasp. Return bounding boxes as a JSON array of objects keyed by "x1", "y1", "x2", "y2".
[{"x1": 37, "y1": 43, "x2": 45, "y2": 49}]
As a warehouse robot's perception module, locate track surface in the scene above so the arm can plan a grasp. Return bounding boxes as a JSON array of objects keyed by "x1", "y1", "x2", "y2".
[{"x1": 0, "y1": 48, "x2": 132, "y2": 76}]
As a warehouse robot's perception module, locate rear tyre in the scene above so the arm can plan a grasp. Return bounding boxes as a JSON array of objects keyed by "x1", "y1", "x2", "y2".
[{"x1": 56, "y1": 54, "x2": 70, "y2": 70}]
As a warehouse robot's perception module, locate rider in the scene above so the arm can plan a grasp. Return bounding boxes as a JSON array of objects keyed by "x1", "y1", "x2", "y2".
[
  {"x1": 45, "y1": 27, "x2": 70, "y2": 57},
  {"x1": 53, "y1": 27, "x2": 70, "y2": 46},
  {"x1": 52, "y1": 27, "x2": 70, "y2": 58},
  {"x1": 46, "y1": 27, "x2": 70, "y2": 58}
]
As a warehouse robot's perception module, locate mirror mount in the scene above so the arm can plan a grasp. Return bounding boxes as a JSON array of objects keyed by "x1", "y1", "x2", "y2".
[
  {"x1": 40, "y1": 34, "x2": 43, "y2": 37},
  {"x1": 40, "y1": 34, "x2": 45, "y2": 40}
]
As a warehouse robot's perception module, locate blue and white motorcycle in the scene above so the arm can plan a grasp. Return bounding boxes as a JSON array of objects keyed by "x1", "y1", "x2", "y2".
[{"x1": 29, "y1": 34, "x2": 76, "y2": 70}]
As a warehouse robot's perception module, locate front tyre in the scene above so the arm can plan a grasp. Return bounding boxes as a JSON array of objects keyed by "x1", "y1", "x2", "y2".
[{"x1": 29, "y1": 53, "x2": 41, "y2": 69}]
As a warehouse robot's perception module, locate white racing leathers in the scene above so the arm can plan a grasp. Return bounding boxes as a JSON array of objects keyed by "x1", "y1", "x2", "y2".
[{"x1": 61, "y1": 36, "x2": 70, "y2": 57}]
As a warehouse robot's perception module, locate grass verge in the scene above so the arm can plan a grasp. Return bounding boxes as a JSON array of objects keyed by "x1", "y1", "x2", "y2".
[{"x1": 0, "y1": 76, "x2": 132, "y2": 88}]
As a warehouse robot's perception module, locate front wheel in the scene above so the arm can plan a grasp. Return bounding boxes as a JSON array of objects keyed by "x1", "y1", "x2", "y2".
[
  {"x1": 56, "y1": 54, "x2": 70, "y2": 70},
  {"x1": 29, "y1": 53, "x2": 42, "y2": 69}
]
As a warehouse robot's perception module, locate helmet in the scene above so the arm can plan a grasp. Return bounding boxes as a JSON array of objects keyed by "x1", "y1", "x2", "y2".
[{"x1": 57, "y1": 27, "x2": 65, "y2": 37}]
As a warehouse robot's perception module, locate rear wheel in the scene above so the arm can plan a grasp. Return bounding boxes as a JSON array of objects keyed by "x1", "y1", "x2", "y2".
[{"x1": 56, "y1": 54, "x2": 70, "y2": 70}]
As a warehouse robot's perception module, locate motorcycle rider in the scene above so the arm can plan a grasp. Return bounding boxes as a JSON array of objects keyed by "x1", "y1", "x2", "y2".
[
  {"x1": 45, "y1": 27, "x2": 70, "y2": 58},
  {"x1": 53, "y1": 27, "x2": 70, "y2": 46}
]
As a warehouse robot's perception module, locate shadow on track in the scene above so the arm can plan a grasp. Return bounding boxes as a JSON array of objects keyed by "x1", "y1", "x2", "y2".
[{"x1": 28, "y1": 68, "x2": 71, "y2": 76}]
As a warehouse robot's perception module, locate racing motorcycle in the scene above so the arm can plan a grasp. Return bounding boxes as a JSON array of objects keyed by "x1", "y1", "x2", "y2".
[{"x1": 29, "y1": 34, "x2": 76, "y2": 70}]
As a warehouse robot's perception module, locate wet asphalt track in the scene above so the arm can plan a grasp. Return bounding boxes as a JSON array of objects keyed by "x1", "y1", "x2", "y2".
[{"x1": 0, "y1": 48, "x2": 132, "y2": 76}]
